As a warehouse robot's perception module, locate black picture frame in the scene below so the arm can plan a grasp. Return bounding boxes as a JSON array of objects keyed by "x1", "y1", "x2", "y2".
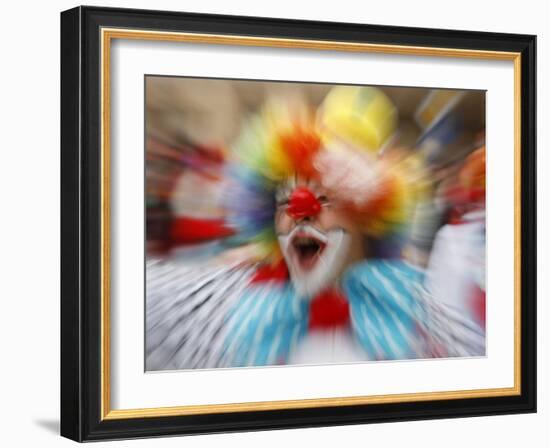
[{"x1": 61, "y1": 5, "x2": 536, "y2": 442}]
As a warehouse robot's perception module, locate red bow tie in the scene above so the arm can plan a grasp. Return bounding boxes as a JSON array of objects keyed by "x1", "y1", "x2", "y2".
[{"x1": 309, "y1": 288, "x2": 350, "y2": 329}]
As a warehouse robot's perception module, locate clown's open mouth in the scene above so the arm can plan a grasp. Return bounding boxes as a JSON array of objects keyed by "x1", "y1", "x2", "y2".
[
  {"x1": 291, "y1": 234, "x2": 327, "y2": 270},
  {"x1": 279, "y1": 225, "x2": 350, "y2": 298}
]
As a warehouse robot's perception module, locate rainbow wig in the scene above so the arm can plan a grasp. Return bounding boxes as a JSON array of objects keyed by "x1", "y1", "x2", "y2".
[{"x1": 224, "y1": 86, "x2": 422, "y2": 262}]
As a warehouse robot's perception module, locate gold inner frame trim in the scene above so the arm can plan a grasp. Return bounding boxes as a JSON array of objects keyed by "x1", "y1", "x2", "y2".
[{"x1": 100, "y1": 27, "x2": 522, "y2": 420}]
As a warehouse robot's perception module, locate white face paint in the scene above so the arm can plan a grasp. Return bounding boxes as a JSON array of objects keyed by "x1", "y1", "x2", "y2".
[{"x1": 278, "y1": 224, "x2": 351, "y2": 299}]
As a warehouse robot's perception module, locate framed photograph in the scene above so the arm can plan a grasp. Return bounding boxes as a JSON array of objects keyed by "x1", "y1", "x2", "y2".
[{"x1": 60, "y1": 6, "x2": 536, "y2": 442}]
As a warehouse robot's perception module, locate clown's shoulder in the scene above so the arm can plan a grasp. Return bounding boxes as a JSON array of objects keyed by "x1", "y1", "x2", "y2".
[
  {"x1": 221, "y1": 280, "x2": 309, "y2": 367},
  {"x1": 342, "y1": 259, "x2": 486, "y2": 360},
  {"x1": 342, "y1": 258, "x2": 426, "y2": 321}
]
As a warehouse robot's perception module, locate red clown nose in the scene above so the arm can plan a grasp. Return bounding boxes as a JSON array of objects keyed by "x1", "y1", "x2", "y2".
[{"x1": 286, "y1": 186, "x2": 321, "y2": 220}]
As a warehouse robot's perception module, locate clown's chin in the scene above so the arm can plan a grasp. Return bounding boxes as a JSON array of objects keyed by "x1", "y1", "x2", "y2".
[{"x1": 278, "y1": 226, "x2": 351, "y2": 299}]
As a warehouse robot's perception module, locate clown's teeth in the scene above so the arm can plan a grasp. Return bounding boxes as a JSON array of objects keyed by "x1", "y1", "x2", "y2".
[{"x1": 294, "y1": 237, "x2": 318, "y2": 245}]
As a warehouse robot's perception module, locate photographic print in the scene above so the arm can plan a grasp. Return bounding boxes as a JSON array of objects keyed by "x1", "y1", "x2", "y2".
[
  {"x1": 145, "y1": 77, "x2": 487, "y2": 371},
  {"x1": 61, "y1": 7, "x2": 536, "y2": 440}
]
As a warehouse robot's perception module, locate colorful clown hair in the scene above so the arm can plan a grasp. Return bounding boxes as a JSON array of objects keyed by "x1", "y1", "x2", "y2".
[
  {"x1": 224, "y1": 88, "x2": 422, "y2": 261},
  {"x1": 231, "y1": 99, "x2": 322, "y2": 182}
]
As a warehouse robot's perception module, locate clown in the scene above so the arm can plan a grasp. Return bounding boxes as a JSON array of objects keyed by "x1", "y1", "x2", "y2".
[
  {"x1": 145, "y1": 86, "x2": 485, "y2": 371},
  {"x1": 218, "y1": 86, "x2": 485, "y2": 367}
]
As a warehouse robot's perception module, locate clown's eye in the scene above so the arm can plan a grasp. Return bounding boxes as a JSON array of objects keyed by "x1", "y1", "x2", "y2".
[
  {"x1": 276, "y1": 198, "x2": 289, "y2": 208},
  {"x1": 275, "y1": 188, "x2": 290, "y2": 207},
  {"x1": 317, "y1": 195, "x2": 329, "y2": 204}
]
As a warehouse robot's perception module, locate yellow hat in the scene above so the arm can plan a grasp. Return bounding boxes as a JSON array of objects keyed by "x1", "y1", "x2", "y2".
[{"x1": 317, "y1": 86, "x2": 397, "y2": 153}]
